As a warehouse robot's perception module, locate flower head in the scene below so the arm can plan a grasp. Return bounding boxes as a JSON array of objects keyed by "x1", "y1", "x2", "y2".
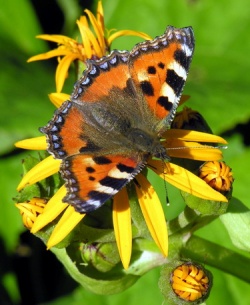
[
  {"x1": 27, "y1": 1, "x2": 150, "y2": 93},
  {"x1": 15, "y1": 3, "x2": 228, "y2": 271},
  {"x1": 15, "y1": 107, "x2": 227, "y2": 269}
]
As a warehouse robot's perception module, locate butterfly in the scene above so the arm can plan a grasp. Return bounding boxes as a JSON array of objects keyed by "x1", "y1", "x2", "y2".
[{"x1": 41, "y1": 26, "x2": 195, "y2": 213}]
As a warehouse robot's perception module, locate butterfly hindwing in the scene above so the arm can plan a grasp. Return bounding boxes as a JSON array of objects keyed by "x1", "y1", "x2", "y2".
[
  {"x1": 61, "y1": 154, "x2": 145, "y2": 213},
  {"x1": 40, "y1": 101, "x2": 103, "y2": 159}
]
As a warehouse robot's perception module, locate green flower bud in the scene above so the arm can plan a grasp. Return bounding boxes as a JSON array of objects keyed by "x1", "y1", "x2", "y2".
[{"x1": 80, "y1": 242, "x2": 121, "y2": 272}]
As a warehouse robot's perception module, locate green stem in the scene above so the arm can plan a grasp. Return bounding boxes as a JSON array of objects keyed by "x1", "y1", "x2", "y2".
[
  {"x1": 181, "y1": 235, "x2": 250, "y2": 283},
  {"x1": 168, "y1": 206, "x2": 216, "y2": 235}
]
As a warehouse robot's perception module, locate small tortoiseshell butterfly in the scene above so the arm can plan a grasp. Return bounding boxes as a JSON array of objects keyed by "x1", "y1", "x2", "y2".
[{"x1": 41, "y1": 26, "x2": 195, "y2": 213}]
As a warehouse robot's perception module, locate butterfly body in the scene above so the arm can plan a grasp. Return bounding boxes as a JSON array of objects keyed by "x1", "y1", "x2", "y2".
[{"x1": 41, "y1": 26, "x2": 195, "y2": 213}]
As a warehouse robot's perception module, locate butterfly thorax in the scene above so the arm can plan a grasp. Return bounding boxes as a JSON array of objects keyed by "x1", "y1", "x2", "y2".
[{"x1": 126, "y1": 127, "x2": 169, "y2": 160}]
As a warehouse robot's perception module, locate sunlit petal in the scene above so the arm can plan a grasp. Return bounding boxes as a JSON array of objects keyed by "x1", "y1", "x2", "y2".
[
  {"x1": 78, "y1": 23, "x2": 103, "y2": 57},
  {"x1": 164, "y1": 129, "x2": 227, "y2": 144},
  {"x1": 31, "y1": 186, "x2": 68, "y2": 233},
  {"x1": 149, "y1": 161, "x2": 228, "y2": 202},
  {"x1": 77, "y1": 21, "x2": 93, "y2": 59},
  {"x1": 27, "y1": 49, "x2": 71, "y2": 62},
  {"x1": 15, "y1": 136, "x2": 47, "y2": 150},
  {"x1": 55, "y1": 53, "x2": 79, "y2": 92},
  {"x1": 113, "y1": 188, "x2": 132, "y2": 269},
  {"x1": 47, "y1": 205, "x2": 85, "y2": 248},
  {"x1": 35, "y1": 34, "x2": 76, "y2": 44},
  {"x1": 96, "y1": 1, "x2": 105, "y2": 32},
  {"x1": 17, "y1": 156, "x2": 61, "y2": 191},
  {"x1": 166, "y1": 139, "x2": 223, "y2": 161},
  {"x1": 108, "y1": 30, "x2": 151, "y2": 45},
  {"x1": 135, "y1": 173, "x2": 168, "y2": 256},
  {"x1": 48, "y1": 93, "x2": 70, "y2": 108},
  {"x1": 84, "y1": 9, "x2": 105, "y2": 53}
]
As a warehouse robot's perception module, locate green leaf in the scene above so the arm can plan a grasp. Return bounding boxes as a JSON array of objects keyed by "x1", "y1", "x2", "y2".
[
  {"x1": 51, "y1": 247, "x2": 139, "y2": 295},
  {"x1": 181, "y1": 235, "x2": 250, "y2": 283},
  {"x1": 220, "y1": 198, "x2": 250, "y2": 251}
]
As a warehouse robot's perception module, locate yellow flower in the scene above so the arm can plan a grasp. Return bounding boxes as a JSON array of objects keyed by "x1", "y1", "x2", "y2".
[
  {"x1": 16, "y1": 5, "x2": 228, "y2": 269},
  {"x1": 27, "y1": 1, "x2": 150, "y2": 93},
  {"x1": 15, "y1": 93, "x2": 227, "y2": 269}
]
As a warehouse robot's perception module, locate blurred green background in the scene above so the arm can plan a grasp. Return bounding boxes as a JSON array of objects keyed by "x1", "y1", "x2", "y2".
[{"x1": 1, "y1": 0, "x2": 250, "y2": 304}]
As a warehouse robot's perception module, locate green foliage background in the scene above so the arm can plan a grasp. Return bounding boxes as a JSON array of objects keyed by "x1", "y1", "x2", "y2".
[{"x1": 1, "y1": 0, "x2": 250, "y2": 304}]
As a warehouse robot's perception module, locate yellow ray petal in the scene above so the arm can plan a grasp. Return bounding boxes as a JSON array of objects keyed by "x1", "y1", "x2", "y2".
[
  {"x1": 165, "y1": 129, "x2": 227, "y2": 144},
  {"x1": 108, "y1": 30, "x2": 151, "y2": 45},
  {"x1": 149, "y1": 161, "x2": 228, "y2": 202},
  {"x1": 77, "y1": 22, "x2": 92, "y2": 59},
  {"x1": 84, "y1": 9, "x2": 105, "y2": 53},
  {"x1": 135, "y1": 173, "x2": 168, "y2": 256},
  {"x1": 55, "y1": 53, "x2": 79, "y2": 92},
  {"x1": 27, "y1": 48, "x2": 72, "y2": 62},
  {"x1": 165, "y1": 139, "x2": 223, "y2": 161},
  {"x1": 47, "y1": 205, "x2": 85, "y2": 248},
  {"x1": 15, "y1": 136, "x2": 47, "y2": 150},
  {"x1": 35, "y1": 34, "x2": 76, "y2": 44},
  {"x1": 96, "y1": 1, "x2": 104, "y2": 32},
  {"x1": 78, "y1": 23, "x2": 103, "y2": 57},
  {"x1": 31, "y1": 186, "x2": 68, "y2": 233},
  {"x1": 113, "y1": 188, "x2": 132, "y2": 269},
  {"x1": 17, "y1": 156, "x2": 61, "y2": 191},
  {"x1": 48, "y1": 93, "x2": 70, "y2": 108}
]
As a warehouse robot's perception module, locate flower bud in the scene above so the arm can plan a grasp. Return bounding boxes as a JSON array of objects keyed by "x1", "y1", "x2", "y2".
[
  {"x1": 15, "y1": 197, "x2": 47, "y2": 229},
  {"x1": 80, "y1": 242, "x2": 121, "y2": 272},
  {"x1": 199, "y1": 161, "x2": 233, "y2": 197},
  {"x1": 159, "y1": 261, "x2": 212, "y2": 305},
  {"x1": 172, "y1": 107, "x2": 212, "y2": 133}
]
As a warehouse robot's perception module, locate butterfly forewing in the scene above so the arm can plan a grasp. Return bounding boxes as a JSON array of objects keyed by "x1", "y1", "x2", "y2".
[{"x1": 129, "y1": 26, "x2": 194, "y2": 129}]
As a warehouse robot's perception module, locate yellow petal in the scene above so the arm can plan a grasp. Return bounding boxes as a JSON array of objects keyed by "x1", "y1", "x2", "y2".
[
  {"x1": 113, "y1": 188, "x2": 132, "y2": 269},
  {"x1": 35, "y1": 34, "x2": 76, "y2": 44},
  {"x1": 55, "y1": 53, "x2": 79, "y2": 92},
  {"x1": 27, "y1": 48, "x2": 71, "y2": 62},
  {"x1": 15, "y1": 136, "x2": 47, "y2": 150},
  {"x1": 135, "y1": 173, "x2": 168, "y2": 256},
  {"x1": 108, "y1": 30, "x2": 151, "y2": 45},
  {"x1": 165, "y1": 129, "x2": 227, "y2": 144},
  {"x1": 31, "y1": 186, "x2": 68, "y2": 233},
  {"x1": 149, "y1": 161, "x2": 228, "y2": 202},
  {"x1": 17, "y1": 155, "x2": 61, "y2": 191},
  {"x1": 166, "y1": 139, "x2": 223, "y2": 161},
  {"x1": 96, "y1": 1, "x2": 104, "y2": 32},
  {"x1": 84, "y1": 9, "x2": 105, "y2": 54},
  {"x1": 78, "y1": 23, "x2": 103, "y2": 57},
  {"x1": 48, "y1": 93, "x2": 70, "y2": 108},
  {"x1": 47, "y1": 205, "x2": 85, "y2": 248}
]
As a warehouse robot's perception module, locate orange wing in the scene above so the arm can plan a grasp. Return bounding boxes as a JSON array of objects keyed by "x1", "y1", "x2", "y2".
[
  {"x1": 61, "y1": 154, "x2": 144, "y2": 213},
  {"x1": 129, "y1": 26, "x2": 194, "y2": 124}
]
